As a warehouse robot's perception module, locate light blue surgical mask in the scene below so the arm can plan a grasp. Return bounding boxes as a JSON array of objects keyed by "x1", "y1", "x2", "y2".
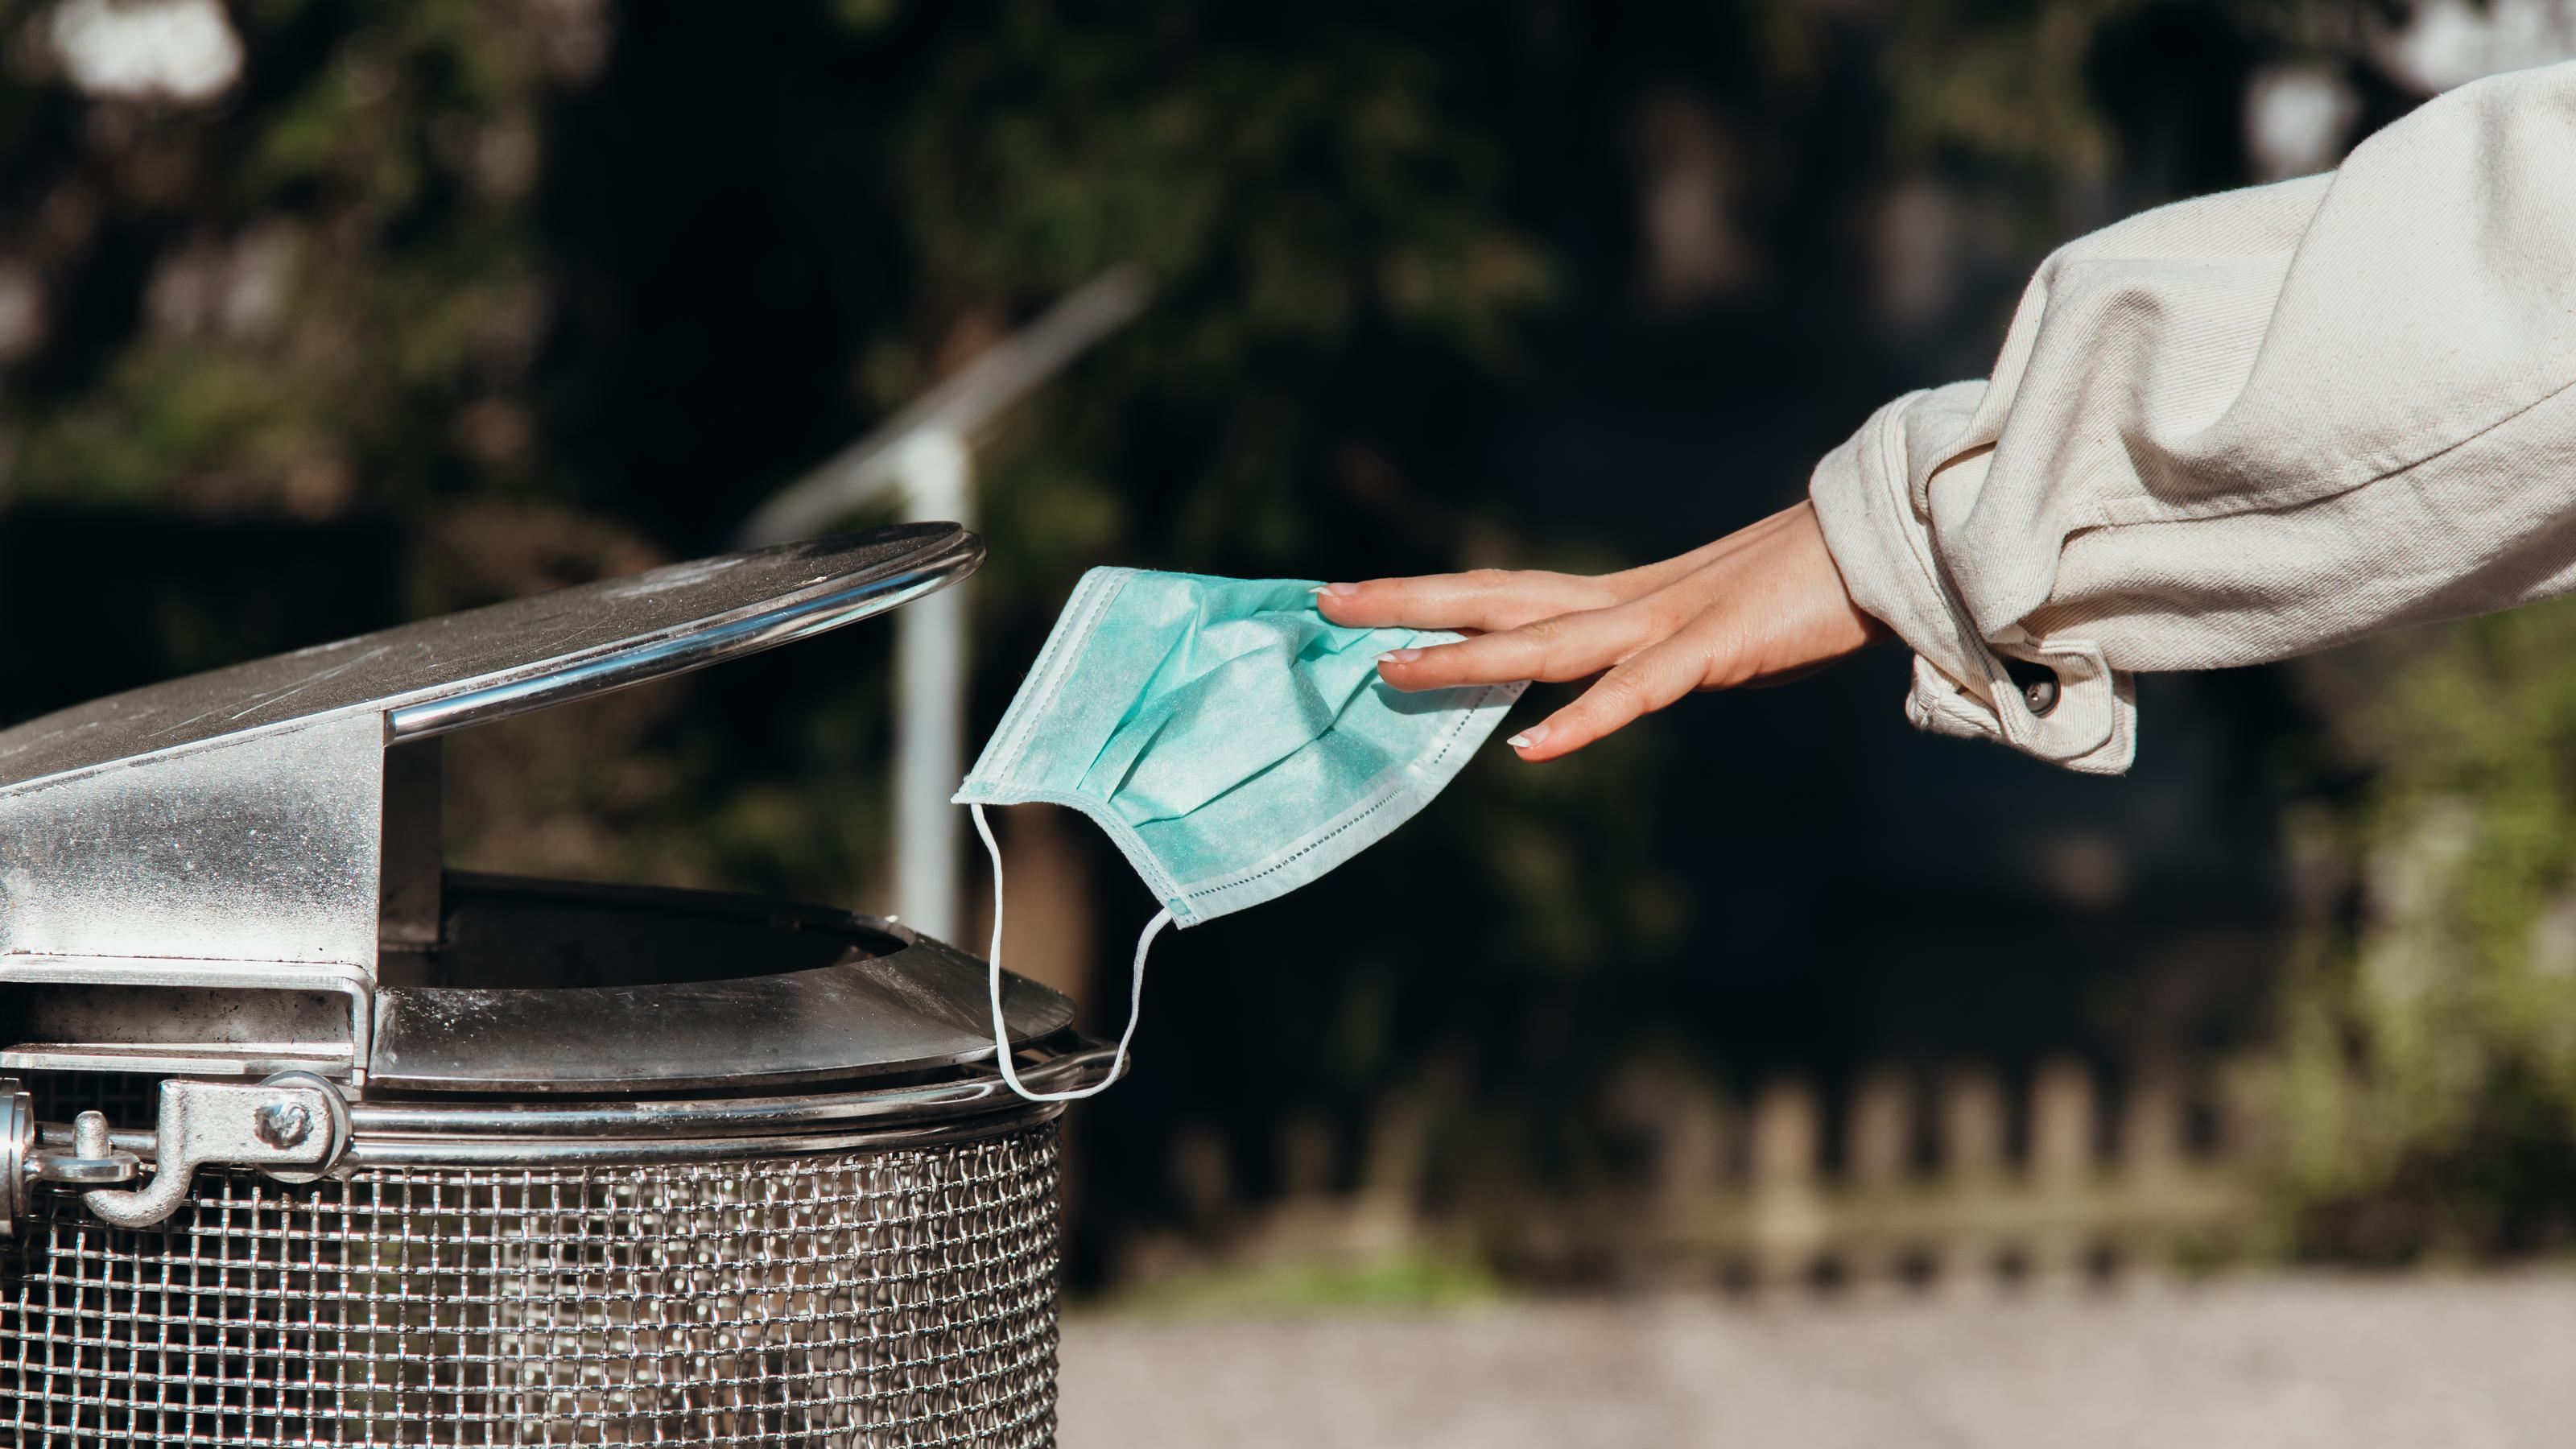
[{"x1": 954, "y1": 567, "x2": 1525, "y2": 1100}]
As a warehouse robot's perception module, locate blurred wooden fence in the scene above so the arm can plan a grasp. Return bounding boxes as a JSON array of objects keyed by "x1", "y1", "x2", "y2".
[
  {"x1": 1132, "y1": 1056, "x2": 2266, "y2": 1294},
  {"x1": 1620, "y1": 1059, "x2": 2260, "y2": 1290}
]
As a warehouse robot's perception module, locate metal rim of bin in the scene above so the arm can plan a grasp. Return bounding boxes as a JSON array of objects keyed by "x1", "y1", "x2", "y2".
[{"x1": 31, "y1": 1041, "x2": 1122, "y2": 1169}]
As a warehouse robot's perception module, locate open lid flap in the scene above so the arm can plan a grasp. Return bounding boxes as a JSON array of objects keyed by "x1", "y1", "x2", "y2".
[{"x1": 0, "y1": 524, "x2": 980, "y2": 997}]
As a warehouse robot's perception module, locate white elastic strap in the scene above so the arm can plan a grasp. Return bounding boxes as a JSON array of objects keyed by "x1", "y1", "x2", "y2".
[{"x1": 974, "y1": 802, "x2": 1169, "y2": 1102}]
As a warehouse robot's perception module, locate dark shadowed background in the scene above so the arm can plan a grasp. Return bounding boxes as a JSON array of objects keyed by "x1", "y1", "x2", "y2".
[{"x1": 4, "y1": 0, "x2": 2574, "y2": 1287}]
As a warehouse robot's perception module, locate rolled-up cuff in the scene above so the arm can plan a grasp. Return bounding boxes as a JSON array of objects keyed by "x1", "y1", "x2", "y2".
[{"x1": 1810, "y1": 386, "x2": 2137, "y2": 776}]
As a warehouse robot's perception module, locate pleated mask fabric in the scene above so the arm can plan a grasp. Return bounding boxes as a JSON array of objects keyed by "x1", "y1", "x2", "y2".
[{"x1": 954, "y1": 566, "x2": 1525, "y2": 1100}]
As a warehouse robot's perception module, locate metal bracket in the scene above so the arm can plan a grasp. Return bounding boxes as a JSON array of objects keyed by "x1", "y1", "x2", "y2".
[
  {"x1": 65, "y1": 1074, "x2": 350, "y2": 1229},
  {"x1": 0, "y1": 957, "x2": 374, "y2": 1084}
]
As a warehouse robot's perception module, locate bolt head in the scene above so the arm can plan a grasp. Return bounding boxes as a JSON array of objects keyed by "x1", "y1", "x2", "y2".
[{"x1": 254, "y1": 1101, "x2": 313, "y2": 1150}]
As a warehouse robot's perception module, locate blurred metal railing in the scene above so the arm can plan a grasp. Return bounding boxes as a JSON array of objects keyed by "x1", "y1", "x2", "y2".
[{"x1": 738, "y1": 268, "x2": 1148, "y2": 943}]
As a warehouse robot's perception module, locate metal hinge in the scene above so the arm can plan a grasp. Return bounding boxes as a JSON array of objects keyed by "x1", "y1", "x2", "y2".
[{"x1": 3, "y1": 1072, "x2": 350, "y2": 1232}]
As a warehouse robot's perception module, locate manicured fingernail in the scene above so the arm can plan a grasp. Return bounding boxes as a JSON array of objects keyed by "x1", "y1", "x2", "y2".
[
  {"x1": 1508, "y1": 723, "x2": 1550, "y2": 750},
  {"x1": 1315, "y1": 582, "x2": 1359, "y2": 597},
  {"x1": 1376, "y1": 648, "x2": 1422, "y2": 664}
]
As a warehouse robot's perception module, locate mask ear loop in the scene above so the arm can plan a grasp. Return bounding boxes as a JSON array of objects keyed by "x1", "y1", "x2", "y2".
[{"x1": 973, "y1": 802, "x2": 1170, "y2": 1103}]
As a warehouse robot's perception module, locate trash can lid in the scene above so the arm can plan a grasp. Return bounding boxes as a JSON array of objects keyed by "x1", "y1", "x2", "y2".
[
  {"x1": 0, "y1": 522, "x2": 979, "y2": 787},
  {"x1": 0, "y1": 525, "x2": 1003, "y2": 1087}
]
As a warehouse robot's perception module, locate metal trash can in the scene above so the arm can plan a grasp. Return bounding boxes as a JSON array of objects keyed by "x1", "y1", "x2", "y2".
[{"x1": 0, "y1": 524, "x2": 1115, "y2": 1447}]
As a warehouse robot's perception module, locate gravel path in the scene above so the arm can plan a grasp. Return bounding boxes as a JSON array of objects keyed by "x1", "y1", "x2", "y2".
[{"x1": 1059, "y1": 1272, "x2": 2576, "y2": 1449}]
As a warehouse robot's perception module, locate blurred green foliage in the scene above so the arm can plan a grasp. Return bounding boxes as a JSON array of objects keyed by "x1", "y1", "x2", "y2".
[
  {"x1": 2273, "y1": 602, "x2": 2576, "y2": 1259},
  {"x1": 7, "y1": 0, "x2": 572, "y2": 520},
  {"x1": 3, "y1": 0, "x2": 2559, "y2": 1277},
  {"x1": 0, "y1": 0, "x2": 1675, "y2": 1283},
  {"x1": 1885, "y1": 0, "x2": 2128, "y2": 176}
]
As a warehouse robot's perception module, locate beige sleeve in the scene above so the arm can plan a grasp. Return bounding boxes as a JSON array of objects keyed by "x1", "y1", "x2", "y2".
[{"x1": 1810, "y1": 60, "x2": 2576, "y2": 774}]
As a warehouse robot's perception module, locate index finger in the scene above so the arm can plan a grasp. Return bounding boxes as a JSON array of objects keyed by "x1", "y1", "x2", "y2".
[{"x1": 1315, "y1": 568, "x2": 1619, "y2": 634}]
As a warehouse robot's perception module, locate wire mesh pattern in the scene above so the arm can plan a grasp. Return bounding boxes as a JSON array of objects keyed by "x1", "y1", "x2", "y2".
[{"x1": 1, "y1": 1122, "x2": 1061, "y2": 1447}]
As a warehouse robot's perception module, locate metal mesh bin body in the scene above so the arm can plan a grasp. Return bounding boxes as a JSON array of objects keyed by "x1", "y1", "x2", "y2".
[
  {"x1": 0, "y1": 530, "x2": 1107, "y2": 1447},
  {"x1": 2, "y1": 1121, "x2": 1061, "y2": 1447}
]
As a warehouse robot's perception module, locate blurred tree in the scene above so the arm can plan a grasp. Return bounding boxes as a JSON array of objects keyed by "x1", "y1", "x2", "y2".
[
  {"x1": 6, "y1": 0, "x2": 2551, "y2": 1282},
  {"x1": 2273, "y1": 603, "x2": 2576, "y2": 1260},
  {"x1": 0, "y1": 0, "x2": 1668, "y2": 1283}
]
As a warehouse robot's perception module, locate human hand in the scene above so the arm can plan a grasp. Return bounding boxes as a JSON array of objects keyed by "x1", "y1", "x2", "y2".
[{"x1": 1314, "y1": 501, "x2": 1888, "y2": 762}]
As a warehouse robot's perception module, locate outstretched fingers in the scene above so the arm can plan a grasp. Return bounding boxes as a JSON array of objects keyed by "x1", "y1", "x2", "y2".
[
  {"x1": 1371, "y1": 589, "x2": 1688, "y2": 691},
  {"x1": 1504, "y1": 618, "x2": 1732, "y2": 762},
  {"x1": 1314, "y1": 568, "x2": 1622, "y2": 634},
  {"x1": 1322, "y1": 502, "x2": 1884, "y2": 762}
]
